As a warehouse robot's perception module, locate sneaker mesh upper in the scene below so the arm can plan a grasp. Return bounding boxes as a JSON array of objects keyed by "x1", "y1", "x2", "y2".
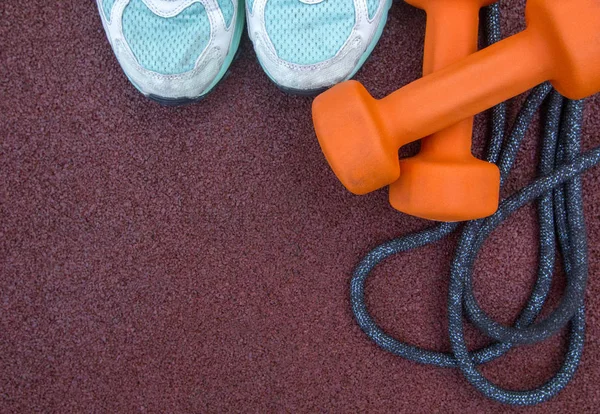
[
  {"x1": 121, "y1": 0, "x2": 211, "y2": 75},
  {"x1": 217, "y1": 0, "x2": 235, "y2": 28},
  {"x1": 102, "y1": 0, "x2": 116, "y2": 21},
  {"x1": 366, "y1": 0, "x2": 380, "y2": 19},
  {"x1": 264, "y1": 0, "x2": 356, "y2": 66}
]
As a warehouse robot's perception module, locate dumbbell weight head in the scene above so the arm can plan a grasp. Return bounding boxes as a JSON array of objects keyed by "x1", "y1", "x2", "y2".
[
  {"x1": 390, "y1": 121, "x2": 501, "y2": 221},
  {"x1": 312, "y1": 80, "x2": 400, "y2": 195},
  {"x1": 527, "y1": 0, "x2": 600, "y2": 99}
]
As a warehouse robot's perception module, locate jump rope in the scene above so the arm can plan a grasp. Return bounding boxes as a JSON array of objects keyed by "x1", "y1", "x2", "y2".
[{"x1": 348, "y1": 4, "x2": 600, "y2": 406}]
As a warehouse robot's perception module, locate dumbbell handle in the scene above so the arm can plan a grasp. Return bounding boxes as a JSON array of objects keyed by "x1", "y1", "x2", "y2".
[
  {"x1": 379, "y1": 29, "x2": 550, "y2": 148},
  {"x1": 418, "y1": 2, "x2": 480, "y2": 158}
]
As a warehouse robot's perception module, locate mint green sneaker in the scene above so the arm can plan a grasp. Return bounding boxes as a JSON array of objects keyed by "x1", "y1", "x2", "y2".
[
  {"x1": 246, "y1": 0, "x2": 393, "y2": 94},
  {"x1": 97, "y1": 0, "x2": 245, "y2": 105}
]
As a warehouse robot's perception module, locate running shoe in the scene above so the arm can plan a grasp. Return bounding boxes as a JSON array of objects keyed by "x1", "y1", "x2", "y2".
[
  {"x1": 97, "y1": 0, "x2": 245, "y2": 105},
  {"x1": 246, "y1": 0, "x2": 393, "y2": 94}
]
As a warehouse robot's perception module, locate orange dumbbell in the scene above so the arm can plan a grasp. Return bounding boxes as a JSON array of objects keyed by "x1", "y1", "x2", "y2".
[
  {"x1": 390, "y1": 0, "x2": 499, "y2": 222},
  {"x1": 313, "y1": 0, "x2": 600, "y2": 214}
]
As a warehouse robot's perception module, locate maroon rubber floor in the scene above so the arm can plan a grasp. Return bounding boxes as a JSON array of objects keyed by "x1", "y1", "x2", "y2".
[{"x1": 2, "y1": 1, "x2": 600, "y2": 412}]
